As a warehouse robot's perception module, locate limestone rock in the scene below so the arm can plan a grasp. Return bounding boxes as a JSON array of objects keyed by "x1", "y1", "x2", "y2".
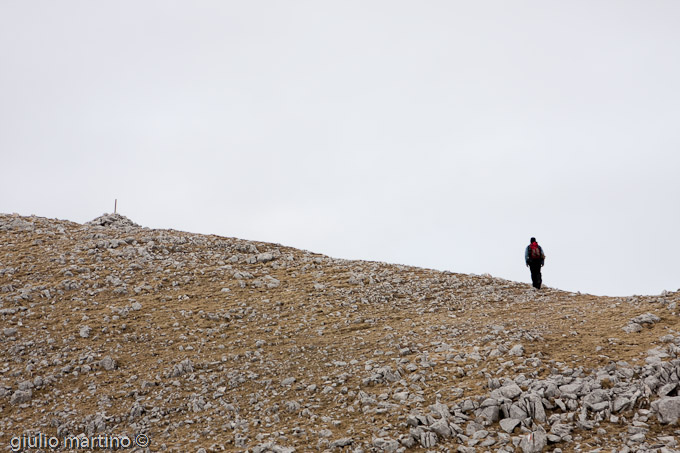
[
  {"x1": 623, "y1": 323, "x2": 643, "y2": 333},
  {"x1": 430, "y1": 419, "x2": 452, "y2": 438},
  {"x1": 100, "y1": 356, "x2": 117, "y2": 371},
  {"x1": 79, "y1": 325, "x2": 92, "y2": 338},
  {"x1": 10, "y1": 390, "x2": 32, "y2": 405},
  {"x1": 330, "y1": 438, "x2": 353, "y2": 448},
  {"x1": 419, "y1": 431, "x2": 437, "y2": 448},
  {"x1": 652, "y1": 397, "x2": 680, "y2": 424},
  {"x1": 372, "y1": 437, "x2": 400, "y2": 452},
  {"x1": 499, "y1": 418, "x2": 520, "y2": 433},
  {"x1": 631, "y1": 313, "x2": 661, "y2": 325},
  {"x1": 518, "y1": 426, "x2": 547, "y2": 453}
]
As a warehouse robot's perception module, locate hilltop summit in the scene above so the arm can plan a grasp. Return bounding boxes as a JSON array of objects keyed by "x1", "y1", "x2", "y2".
[
  {"x1": 0, "y1": 213, "x2": 679, "y2": 452},
  {"x1": 85, "y1": 212, "x2": 142, "y2": 230}
]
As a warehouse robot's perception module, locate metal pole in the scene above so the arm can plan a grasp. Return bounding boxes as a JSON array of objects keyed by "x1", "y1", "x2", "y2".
[{"x1": 114, "y1": 199, "x2": 117, "y2": 214}]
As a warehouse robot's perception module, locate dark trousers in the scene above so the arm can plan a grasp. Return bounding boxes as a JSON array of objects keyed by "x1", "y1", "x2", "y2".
[{"x1": 529, "y1": 261, "x2": 542, "y2": 289}]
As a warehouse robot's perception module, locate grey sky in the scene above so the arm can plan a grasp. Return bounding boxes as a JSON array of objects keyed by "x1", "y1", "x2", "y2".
[{"x1": 1, "y1": 1, "x2": 679, "y2": 297}]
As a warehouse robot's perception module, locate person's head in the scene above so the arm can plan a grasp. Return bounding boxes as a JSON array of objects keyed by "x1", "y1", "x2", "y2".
[{"x1": 530, "y1": 237, "x2": 536, "y2": 243}]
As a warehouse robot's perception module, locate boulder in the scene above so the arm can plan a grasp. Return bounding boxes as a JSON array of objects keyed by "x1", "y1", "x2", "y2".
[
  {"x1": 651, "y1": 397, "x2": 680, "y2": 424},
  {"x1": 631, "y1": 313, "x2": 660, "y2": 325},
  {"x1": 519, "y1": 426, "x2": 547, "y2": 453},
  {"x1": 622, "y1": 323, "x2": 643, "y2": 333},
  {"x1": 100, "y1": 356, "x2": 117, "y2": 371},
  {"x1": 10, "y1": 390, "x2": 32, "y2": 405},
  {"x1": 499, "y1": 382, "x2": 523, "y2": 400},
  {"x1": 419, "y1": 431, "x2": 437, "y2": 448},
  {"x1": 499, "y1": 418, "x2": 520, "y2": 433},
  {"x1": 372, "y1": 437, "x2": 400, "y2": 452},
  {"x1": 550, "y1": 423, "x2": 573, "y2": 438},
  {"x1": 430, "y1": 419, "x2": 452, "y2": 438}
]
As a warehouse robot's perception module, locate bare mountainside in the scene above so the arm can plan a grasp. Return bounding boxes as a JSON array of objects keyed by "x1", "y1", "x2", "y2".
[{"x1": 1, "y1": 213, "x2": 679, "y2": 453}]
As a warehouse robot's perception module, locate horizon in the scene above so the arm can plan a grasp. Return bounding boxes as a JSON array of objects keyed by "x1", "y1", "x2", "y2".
[
  {"x1": 3, "y1": 209, "x2": 674, "y2": 299},
  {"x1": 2, "y1": 2, "x2": 679, "y2": 298}
]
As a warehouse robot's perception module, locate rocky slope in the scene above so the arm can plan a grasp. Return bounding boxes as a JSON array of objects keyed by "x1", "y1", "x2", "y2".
[{"x1": 1, "y1": 213, "x2": 679, "y2": 453}]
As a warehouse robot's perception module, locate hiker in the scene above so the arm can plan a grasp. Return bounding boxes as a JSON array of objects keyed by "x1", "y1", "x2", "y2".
[{"x1": 525, "y1": 237, "x2": 545, "y2": 289}]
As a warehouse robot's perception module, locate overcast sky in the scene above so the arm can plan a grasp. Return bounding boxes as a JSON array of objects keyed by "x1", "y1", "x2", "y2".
[{"x1": 1, "y1": 1, "x2": 678, "y2": 297}]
